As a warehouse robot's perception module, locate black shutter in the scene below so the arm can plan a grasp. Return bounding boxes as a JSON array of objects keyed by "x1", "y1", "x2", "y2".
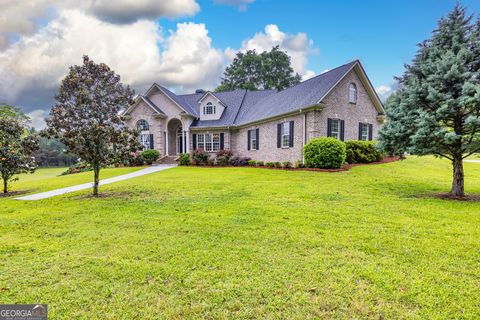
[
  {"x1": 340, "y1": 120, "x2": 345, "y2": 141},
  {"x1": 289, "y1": 121, "x2": 294, "y2": 147},
  {"x1": 368, "y1": 124, "x2": 373, "y2": 141},
  {"x1": 256, "y1": 128, "x2": 260, "y2": 150},
  {"x1": 327, "y1": 118, "x2": 332, "y2": 137},
  {"x1": 192, "y1": 134, "x2": 197, "y2": 150},
  {"x1": 247, "y1": 130, "x2": 251, "y2": 150},
  {"x1": 358, "y1": 123, "x2": 362, "y2": 140},
  {"x1": 277, "y1": 123, "x2": 282, "y2": 148},
  {"x1": 220, "y1": 133, "x2": 224, "y2": 150},
  {"x1": 149, "y1": 134, "x2": 154, "y2": 149}
]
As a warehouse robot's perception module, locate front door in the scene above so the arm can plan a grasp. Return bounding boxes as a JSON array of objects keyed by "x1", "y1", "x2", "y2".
[{"x1": 176, "y1": 129, "x2": 183, "y2": 154}]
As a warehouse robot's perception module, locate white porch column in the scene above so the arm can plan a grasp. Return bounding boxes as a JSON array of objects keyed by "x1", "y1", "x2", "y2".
[
  {"x1": 182, "y1": 130, "x2": 186, "y2": 154},
  {"x1": 185, "y1": 130, "x2": 190, "y2": 153},
  {"x1": 165, "y1": 130, "x2": 169, "y2": 156}
]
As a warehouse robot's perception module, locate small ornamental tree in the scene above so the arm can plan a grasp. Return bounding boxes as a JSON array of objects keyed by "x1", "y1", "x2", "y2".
[
  {"x1": 0, "y1": 117, "x2": 39, "y2": 193},
  {"x1": 378, "y1": 5, "x2": 480, "y2": 197},
  {"x1": 46, "y1": 56, "x2": 141, "y2": 196}
]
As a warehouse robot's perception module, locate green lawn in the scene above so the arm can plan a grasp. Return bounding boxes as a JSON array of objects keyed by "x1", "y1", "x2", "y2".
[{"x1": 1, "y1": 157, "x2": 479, "y2": 319}]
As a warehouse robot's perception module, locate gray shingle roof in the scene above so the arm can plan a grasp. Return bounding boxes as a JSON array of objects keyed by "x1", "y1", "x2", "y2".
[
  {"x1": 156, "y1": 84, "x2": 199, "y2": 116},
  {"x1": 148, "y1": 60, "x2": 362, "y2": 128},
  {"x1": 235, "y1": 60, "x2": 358, "y2": 125}
]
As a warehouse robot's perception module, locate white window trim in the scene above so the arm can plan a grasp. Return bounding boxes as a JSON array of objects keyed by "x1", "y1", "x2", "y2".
[
  {"x1": 205, "y1": 102, "x2": 215, "y2": 115},
  {"x1": 140, "y1": 133, "x2": 151, "y2": 150},
  {"x1": 281, "y1": 122, "x2": 290, "y2": 148},
  {"x1": 331, "y1": 119, "x2": 340, "y2": 140},
  {"x1": 360, "y1": 123, "x2": 369, "y2": 141},
  {"x1": 250, "y1": 129, "x2": 258, "y2": 150},
  {"x1": 349, "y1": 83, "x2": 357, "y2": 104},
  {"x1": 197, "y1": 133, "x2": 221, "y2": 152}
]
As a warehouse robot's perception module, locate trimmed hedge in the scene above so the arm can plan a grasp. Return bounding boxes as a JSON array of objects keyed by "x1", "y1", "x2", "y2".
[
  {"x1": 141, "y1": 149, "x2": 160, "y2": 165},
  {"x1": 303, "y1": 137, "x2": 346, "y2": 169},
  {"x1": 345, "y1": 141, "x2": 383, "y2": 164},
  {"x1": 179, "y1": 153, "x2": 190, "y2": 166}
]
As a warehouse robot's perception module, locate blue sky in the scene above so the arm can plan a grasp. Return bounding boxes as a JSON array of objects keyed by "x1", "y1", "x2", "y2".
[
  {"x1": 178, "y1": 0, "x2": 480, "y2": 89},
  {"x1": 0, "y1": 0, "x2": 478, "y2": 128}
]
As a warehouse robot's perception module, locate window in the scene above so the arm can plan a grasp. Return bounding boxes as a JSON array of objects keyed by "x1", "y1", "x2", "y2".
[
  {"x1": 349, "y1": 83, "x2": 357, "y2": 103},
  {"x1": 204, "y1": 102, "x2": 215, "y2": 115},
  {"x1": 249, "y1": 129, "x2": 258, "y2": 150},
  {"x1": 281, "y1": 122, "x2": 290, "y2": 148},
  {"x1": 359, "y1": 123, "x2": 370, "y2": 141},
  {"x1": 136, "y1": 119, "x2": 149, "y2": 131},
  {"x1": 331, "y1": 119, "x2": 340, "y2": 139},
  {"x1": 196, "y1": 133, "x2": 221, "y2": 152},
  {"x1": 140, "y1": 133, "x2": 152, "y2": 150}
]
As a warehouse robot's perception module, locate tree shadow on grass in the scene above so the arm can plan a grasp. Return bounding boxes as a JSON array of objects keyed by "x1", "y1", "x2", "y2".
[{"x1": 0, "y1": 190, "x2": 35, "y2": 198}]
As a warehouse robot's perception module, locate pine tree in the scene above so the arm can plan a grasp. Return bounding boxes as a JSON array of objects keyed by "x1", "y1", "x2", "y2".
[{"x1": 379, "y1": 5, "x2": 480, "y2": 197}]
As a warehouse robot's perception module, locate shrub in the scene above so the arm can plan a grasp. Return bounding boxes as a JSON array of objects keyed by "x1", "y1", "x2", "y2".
[
  {"x1": 345, "y1": 141, "x2": 384, "y2": 164},
  {"x1": 141, "y1": 149, "x2": 160, "y2": 165},
  {"x1": 303, "y1": 137, "x2": 346, "y2": 169},
  {"x1": 274, "y1": 162, "x2": 282, "y2": 168},
  {"x1": 61, "y1": 162, "x2": 92, "y2": 175},
  {"x1": 230, "y1": 157, "x2": 251, "y2": 166},
  {"x1": 215, "y1": 149, "x2": 233, "y2": 166},
  {"x1": 179, "y1": 153, "x2": 190, "y2": 166},
  {"x1": 248, "y1": 160, "x2": 257, "y2": 166},
  {"x1": 207, "y1": 158, "x2": 215, "y2": 166},
  {"x1": 126, "y1": 152, "x2": 144, "y2": 167},
  {"x1": 282, "y1": 161, "x2": 292, "y2": 168},
  {"x1": 256, "y1": 161, "x2": 264, "y2": 167},
  {"x1": 265, "y1": 162, "x2": 275, "y2": 168},
  {"x1": 293, "y1": 160, "x2": 304, "y2": 168},
  {"x1": 191, "y1": 149, "x2": 209, "y2": 165}
]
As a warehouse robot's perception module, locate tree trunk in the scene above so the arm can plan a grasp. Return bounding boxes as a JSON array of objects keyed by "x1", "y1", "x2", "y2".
[
  {"x1": 3, "y1": 179, "x2": 7, "y2": 194},
  {"x1": 93, "y1": 165, "x2": 100, "y2": 196},
  {"x1": 451, "y1": 156, "x2": 465, "y2": 197}
]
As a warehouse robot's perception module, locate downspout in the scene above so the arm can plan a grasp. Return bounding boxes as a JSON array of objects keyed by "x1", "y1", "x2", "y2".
[{"x1": 302, "y1": 110, "x2": 306, "y2": 165}]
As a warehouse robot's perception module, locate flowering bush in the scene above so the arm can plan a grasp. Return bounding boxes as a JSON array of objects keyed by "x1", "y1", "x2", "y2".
[
  {"x1": 215, "y1": 149, "x2": 233, "y2": 166},
  {"x1": 191, "y1": 149, "x2": 209, "y2": 165}
]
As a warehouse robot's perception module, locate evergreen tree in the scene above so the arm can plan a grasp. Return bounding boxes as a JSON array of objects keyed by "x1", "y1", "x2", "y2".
[
  {"x1": 379, "y1": 5, "x2": 480, "y2": 197},
  {"x1": 216, "y1": 46, "x2": 301, "y2": 92}
]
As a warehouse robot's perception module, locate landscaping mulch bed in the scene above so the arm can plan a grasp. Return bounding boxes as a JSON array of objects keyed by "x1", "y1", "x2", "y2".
[{"x1": 187, "y1": 156, "x2": 400, "y2": 172}]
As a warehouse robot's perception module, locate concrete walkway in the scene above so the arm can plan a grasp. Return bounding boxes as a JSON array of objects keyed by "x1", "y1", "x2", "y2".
[{"x1": 15, "y1": 165, "x2": 176, "y2": 201}]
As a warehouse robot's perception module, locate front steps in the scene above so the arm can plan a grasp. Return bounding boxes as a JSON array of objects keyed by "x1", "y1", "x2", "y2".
[{"x1": 156, "y1": 155, "x2": 179, "y2": 165}]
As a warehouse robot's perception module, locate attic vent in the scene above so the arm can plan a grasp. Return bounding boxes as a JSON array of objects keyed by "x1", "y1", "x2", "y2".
[{"x1": 195, "y1": 89, "x2": 206, "y2": 94}]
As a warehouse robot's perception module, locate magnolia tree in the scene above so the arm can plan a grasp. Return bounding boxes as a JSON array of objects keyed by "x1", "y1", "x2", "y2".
[
  {"x1": 379, "y1": 5, "x2": 480, "y2": 197},
  {"x1": 0, "y1": 117, "x2": 39, "y2": 193},
  {"x1": 46, "y1": 56, "x2": 140, "y2": 196}
]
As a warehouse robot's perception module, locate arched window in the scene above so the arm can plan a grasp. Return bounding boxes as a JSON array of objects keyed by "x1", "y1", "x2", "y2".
[
  {"x1": 136, "y1": 119, "x2": 149, "y2": 131},
  {"x1": 349, "y1": 83, "x2": 357, "y2": 104},
  {"x1": 205, "y1": 102, "x2": 215, "y2": 115}
]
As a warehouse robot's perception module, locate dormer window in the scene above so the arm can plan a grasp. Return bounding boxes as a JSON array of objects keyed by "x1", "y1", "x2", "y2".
[
  {"x1": 204, "y1": 102, "x2": 215, "y2": 115},
  {"x1": 349, "y1": 83, "x2": 357, "y2": 104}
]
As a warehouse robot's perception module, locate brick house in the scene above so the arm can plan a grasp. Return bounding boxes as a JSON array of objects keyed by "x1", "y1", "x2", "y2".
[{"x1": 123, "y1": 60, "x2": 385, "y2": 163}]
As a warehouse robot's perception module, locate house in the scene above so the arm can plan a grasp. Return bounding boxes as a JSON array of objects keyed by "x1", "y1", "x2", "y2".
[{"x1": 123, "y1": 60, "x2": 385, "y2": 163}]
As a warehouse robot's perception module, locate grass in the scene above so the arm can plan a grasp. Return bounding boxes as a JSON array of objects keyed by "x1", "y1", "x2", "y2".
[{"x1": 1, "y1": 157, "x2": 479, "y2": 319}]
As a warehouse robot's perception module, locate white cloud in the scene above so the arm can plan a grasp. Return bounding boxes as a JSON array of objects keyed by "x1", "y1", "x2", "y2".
[
  {"x1": 0, "y1": 10, "x2": 223, "y2": 114},
  {"x1": 27, "y1": 109, "x2": 47, "y2": 130},
  {"x1": 376, "y1": 85, "x2": 393, "y2": 102},
  {"x1": 0, "y1": 0, "x2": 200, "y2": 48},
  {"x1": 226, "y1": 24, "x2": 318, "y2": 78},
  {"x1": 376, "y1": 85, "x2": 392, "y2": 95},
  {"x1": 214, "y1": 0, "x2": 255, "y2": 11}
]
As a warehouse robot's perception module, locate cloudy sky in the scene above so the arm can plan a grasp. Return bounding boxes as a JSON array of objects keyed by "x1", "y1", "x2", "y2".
[{"x1": 0, "y1": 0, "x2": 479, "y2": 129}]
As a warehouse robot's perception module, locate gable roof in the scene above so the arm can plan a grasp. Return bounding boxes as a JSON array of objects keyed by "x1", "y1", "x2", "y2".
[
  {"x1": 132, "y1": 59, "x2": 384, "y2": 128},
  {"x1": 124, "y1": 95, "x2": 166, "y2": 116},
  {"x1": 235, "y1": 60, "x2": 358, "y2": 125},
  {"x1": 145, "y1": 83, "x2": 199, "y2": 116}
]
